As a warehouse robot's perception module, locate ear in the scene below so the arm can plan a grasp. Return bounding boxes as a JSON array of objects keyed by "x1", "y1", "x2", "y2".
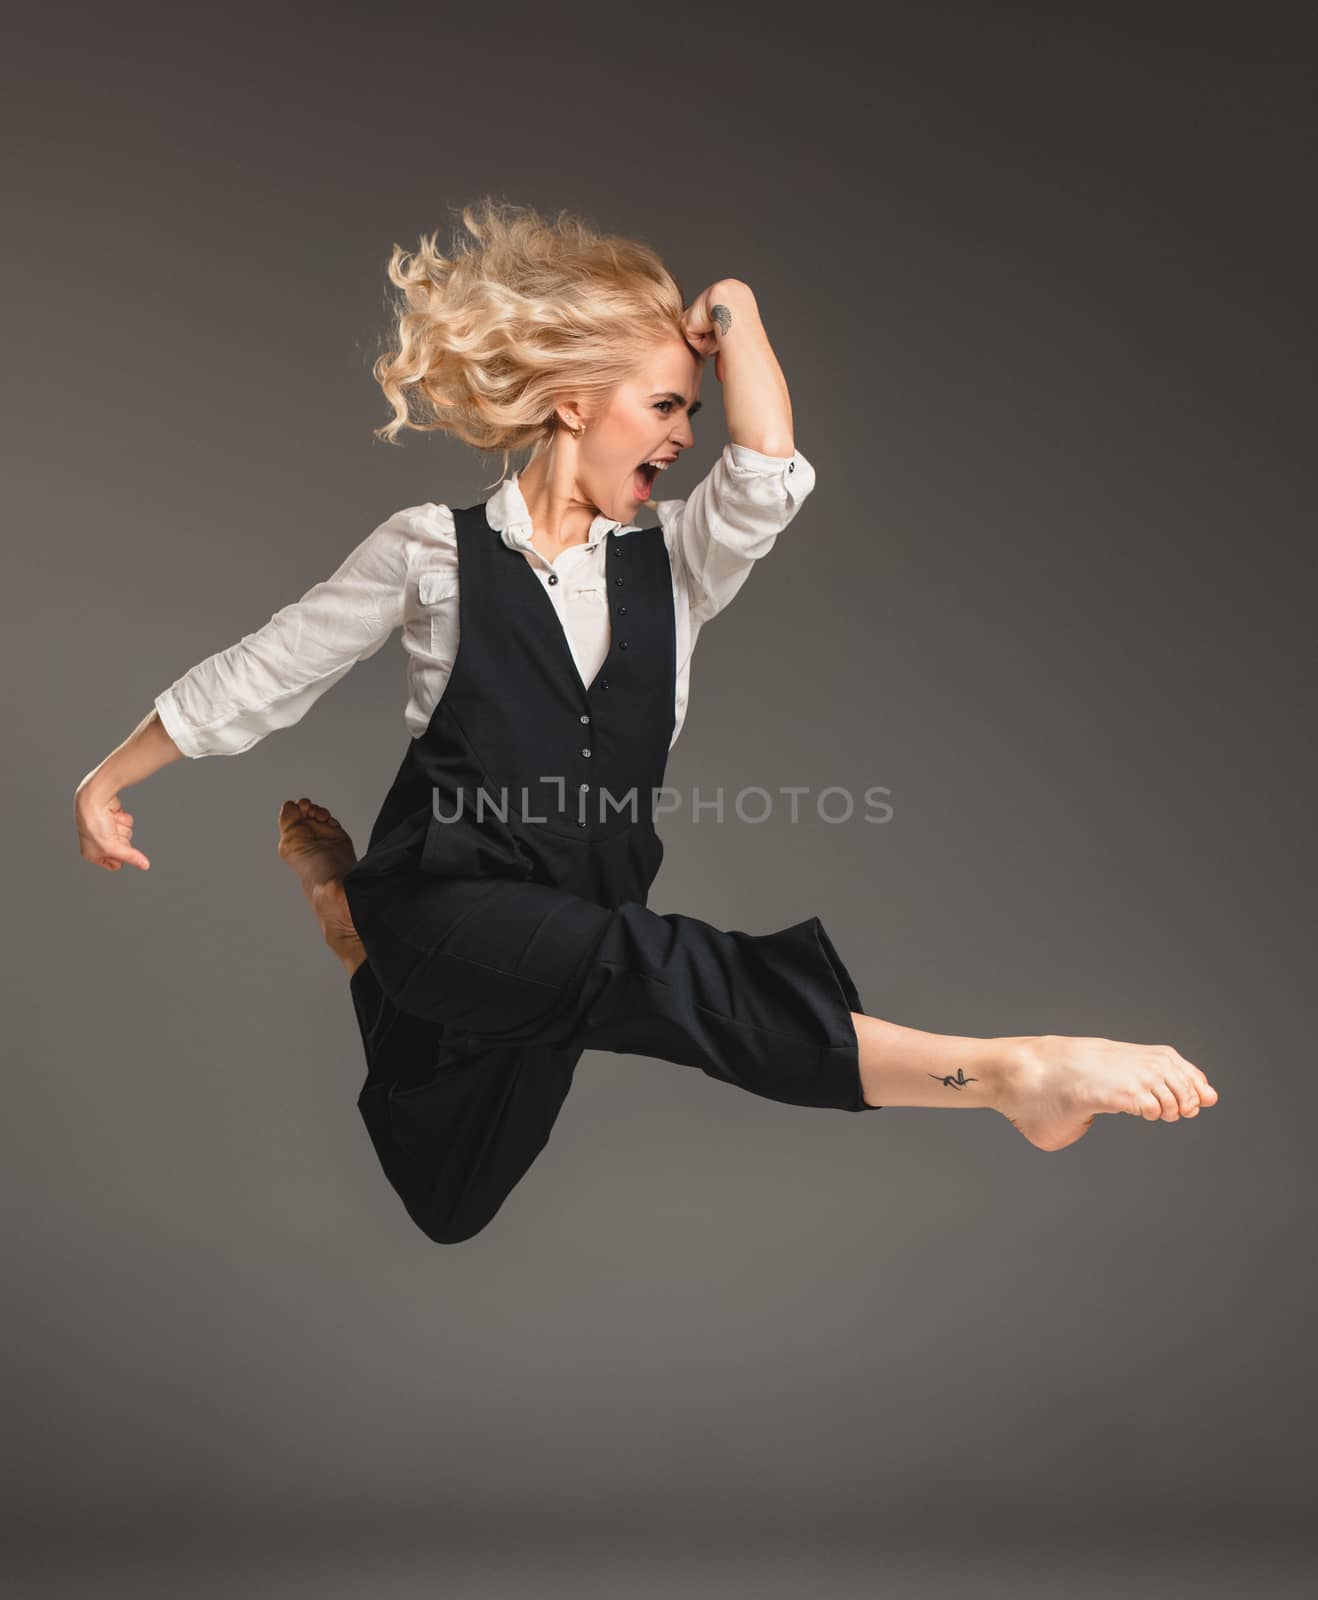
[{"x1": 555, "y1": 398, "x2": 588, "y2": 433}]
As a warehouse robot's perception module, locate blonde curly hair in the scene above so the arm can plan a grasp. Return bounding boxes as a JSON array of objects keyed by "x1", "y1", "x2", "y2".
[{"x1": 371, "y1": 196, "x2": 691, "y2": 485}]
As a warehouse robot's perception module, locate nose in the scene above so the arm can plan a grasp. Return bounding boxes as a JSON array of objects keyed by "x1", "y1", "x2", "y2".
[{"x1": 669, "y1": 413, "x2": 696, "y2": 451}]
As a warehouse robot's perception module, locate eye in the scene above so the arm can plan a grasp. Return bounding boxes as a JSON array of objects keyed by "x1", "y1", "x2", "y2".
[{"x1": 654, "y1": 400, "x2": 676, "y2": 414}]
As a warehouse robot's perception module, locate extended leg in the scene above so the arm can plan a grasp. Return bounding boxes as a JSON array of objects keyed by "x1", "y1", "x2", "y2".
[{"x1": 349, "y1": 872, "x2": 1222, "y2": 1153}]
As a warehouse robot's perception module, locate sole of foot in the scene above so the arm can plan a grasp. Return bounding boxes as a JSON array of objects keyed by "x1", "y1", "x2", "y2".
[{"x1": 276, "y1": 797, "x2": 366, "y2": 977}]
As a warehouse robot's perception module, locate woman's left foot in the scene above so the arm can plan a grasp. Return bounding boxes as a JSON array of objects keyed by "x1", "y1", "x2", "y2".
[{"x1": 276, "y1": 797, "x2": 366, "y2": 978}]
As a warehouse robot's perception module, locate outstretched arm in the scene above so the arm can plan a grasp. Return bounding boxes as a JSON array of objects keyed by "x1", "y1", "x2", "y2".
[{"x1": 74, "y1": 505, "x2": 425, "y2": 872}]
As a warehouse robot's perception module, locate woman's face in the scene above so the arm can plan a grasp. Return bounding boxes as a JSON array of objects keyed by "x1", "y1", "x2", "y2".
[{"x1": 575, "y1": 338, "x2": 705, "y2": 523}]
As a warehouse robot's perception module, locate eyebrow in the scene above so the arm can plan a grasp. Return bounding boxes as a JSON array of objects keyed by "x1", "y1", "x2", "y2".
[{"x1": 650, "y1": 391, "x2": 703, "y2": 418}]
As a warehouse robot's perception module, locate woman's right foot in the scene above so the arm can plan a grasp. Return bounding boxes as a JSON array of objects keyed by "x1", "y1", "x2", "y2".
[{"x1": 994, "y1": 1034, "x2": 1220, "y2": 1152}]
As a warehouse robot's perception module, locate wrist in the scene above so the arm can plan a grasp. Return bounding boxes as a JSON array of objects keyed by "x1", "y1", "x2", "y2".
[
  {"x1": 710, "y1": 279, "x2": 758, "y2": 323},
  {"x1": 76, "y1": 766, "x2": 117, "y2": 804}
]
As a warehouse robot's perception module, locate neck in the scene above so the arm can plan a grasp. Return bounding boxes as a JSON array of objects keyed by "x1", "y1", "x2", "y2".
[{"x1": 516, "y1": 450, "x2": 597, "y2": 552}]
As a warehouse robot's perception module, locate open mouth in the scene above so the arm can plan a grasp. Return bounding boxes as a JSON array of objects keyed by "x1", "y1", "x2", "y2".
[{"x1": 632, "y1": 459, "x2": 669, "y2": 500}]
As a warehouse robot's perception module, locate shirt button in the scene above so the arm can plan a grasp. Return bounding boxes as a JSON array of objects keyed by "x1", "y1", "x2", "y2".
[
  {"x1": 577, "y1": 819, "x2": 587, "y2": 828},
  {"x1": 581, "y1": 747, "x2": 592, "y2": 758},
  {"x1": 580, "y1": 782, "x2": 590, "y2": 791},
  {"x1": 579, "y1": 713, "x2": 590, "y2": 724},
  {"x1": 788, "y1": 462, "x2": 795, "y2": 473},
  {"x1": 547, "y1": 573, "x2": 559, "y2": 585}
]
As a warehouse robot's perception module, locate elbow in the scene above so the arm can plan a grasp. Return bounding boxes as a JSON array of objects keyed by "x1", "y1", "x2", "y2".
[{"x1": 732, "y1": 436, "x2": 796, "y2": 460}]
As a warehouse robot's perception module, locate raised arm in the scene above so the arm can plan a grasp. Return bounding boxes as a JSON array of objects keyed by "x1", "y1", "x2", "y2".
[
  {"x1": 74, "y1": 507, "x2": 423, "y2": 872},
  {"x1": 681, "y1": 277, "x2": 796, "y2": 455},
  {"x1": 664, "y1": 280, "x2": 816, "y2": 626}
]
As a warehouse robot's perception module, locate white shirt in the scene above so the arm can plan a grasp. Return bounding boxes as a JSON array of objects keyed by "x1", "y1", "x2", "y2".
[{"x1": 153, "y1": 441, "x2": 816, "y2": 759}]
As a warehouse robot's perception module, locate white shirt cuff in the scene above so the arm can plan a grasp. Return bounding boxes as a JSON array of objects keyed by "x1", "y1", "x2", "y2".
[
  {"x1": 724, "y1": 441, "x2": 815, "y2": 502},
  {"x1": 154, "y1": 687, "x2": 208, "y2": 759}
]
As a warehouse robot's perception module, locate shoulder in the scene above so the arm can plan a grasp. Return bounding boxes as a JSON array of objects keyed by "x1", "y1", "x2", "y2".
[
  {"x1": 381, "y1": 503, "x2": 460, "y2": 611},
  {"x1": 379, "y1": 501, "x2": 458, "y2": 566},
  {"x1": 380, "y1": 501, "x2": 457, "y2": 551}
]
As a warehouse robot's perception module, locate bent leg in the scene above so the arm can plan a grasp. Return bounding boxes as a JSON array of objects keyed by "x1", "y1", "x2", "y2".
[{"x1": 348, "y1": 959, "x2": 578, "y2": 1245}]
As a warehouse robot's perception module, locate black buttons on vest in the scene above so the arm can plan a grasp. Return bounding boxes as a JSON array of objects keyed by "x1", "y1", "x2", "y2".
[{"x1": 415, "y1": 503, "x2": 674, "y2": 851}]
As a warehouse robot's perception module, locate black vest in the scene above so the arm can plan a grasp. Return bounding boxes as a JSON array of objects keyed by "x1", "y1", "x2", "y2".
[{"x1": 345, "y1": 499, "x2": 676, "y2": 912}]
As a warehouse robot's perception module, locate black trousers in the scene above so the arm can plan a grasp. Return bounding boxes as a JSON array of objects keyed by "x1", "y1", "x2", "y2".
[{"x1": 348, "y1": 874, "x2": 874, "y2": 1245}]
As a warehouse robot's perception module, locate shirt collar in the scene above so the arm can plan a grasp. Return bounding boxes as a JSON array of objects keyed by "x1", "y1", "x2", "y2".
[{"x1": 488, "y1": 470, "x2": 642, "y2": 552}]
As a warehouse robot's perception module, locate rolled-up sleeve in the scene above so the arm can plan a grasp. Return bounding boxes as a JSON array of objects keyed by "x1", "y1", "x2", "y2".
[
  {"x1": 153, "y1": 508, "x2": 417, "y2": 757},
  {"x1": 660, "y1": 441, "x2": 816, "y2": 627}
]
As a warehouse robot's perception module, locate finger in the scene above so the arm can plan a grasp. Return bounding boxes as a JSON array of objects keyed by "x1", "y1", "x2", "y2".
[{"x1": 102, "y1": 841, "x2": 151, "y2": 871}]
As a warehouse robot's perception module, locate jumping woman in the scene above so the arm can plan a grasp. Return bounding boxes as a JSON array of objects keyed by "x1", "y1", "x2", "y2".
[{"x1": 73, "y1": 199, "x2": 1218, "y2": 1245}]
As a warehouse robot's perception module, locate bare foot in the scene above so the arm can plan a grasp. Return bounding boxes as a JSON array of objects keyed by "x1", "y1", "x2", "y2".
[
  {"x1": 276, "y1": 797, "x2": 366, "y2": 979},
  {"x1": 995, "y1": 1034, "x2": 1220, "y2": 1152}
]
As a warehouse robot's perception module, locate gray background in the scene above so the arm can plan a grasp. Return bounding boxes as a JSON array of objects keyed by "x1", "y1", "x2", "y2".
[{"x1": 6, "y1": 1, "x2": 1315, "y2": 1595}]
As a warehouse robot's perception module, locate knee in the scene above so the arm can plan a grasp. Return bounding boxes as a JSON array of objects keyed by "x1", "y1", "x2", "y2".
[{"x1": 407, "y1": 1197, "x2": 496, "y2": 1247}]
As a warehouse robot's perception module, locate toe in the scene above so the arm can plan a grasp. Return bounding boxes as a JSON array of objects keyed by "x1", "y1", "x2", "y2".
[{"x1": 1170, "y1": 1072, "x2": 1200, "y2": 1117}]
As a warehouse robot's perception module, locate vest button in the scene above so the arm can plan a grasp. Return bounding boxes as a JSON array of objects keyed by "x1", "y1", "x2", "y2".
[
  {"x1": 577, "y1": 819, "x2": 587, "y2": 828},
  {"x1": 619, "y1": 640, "x2": 629, "y2": 650},
  {"x1": 579, "y1": 713, "x2": 590, "y2": 723},
  {"x1": 614, "y1": 576, "x2": 624, "y2": 586},
  {"x1": 618, "y1": 606, "x2": 627, "y2": 615},
  {"x1": 581, "y1": 747, "x2": 592, "y2": 757},
  {"x1": 600, "y1": 681, "x2": 609, "y2": 690},
  {"x1": 612, "y1": 544, "x2": 623, "y2": 556},
  {"x1": 547, "y1": 573, "x2": 559, "y2": 585},
  {"x1": 580, "y1": 782, "x2": 590, "y2": 791}
]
